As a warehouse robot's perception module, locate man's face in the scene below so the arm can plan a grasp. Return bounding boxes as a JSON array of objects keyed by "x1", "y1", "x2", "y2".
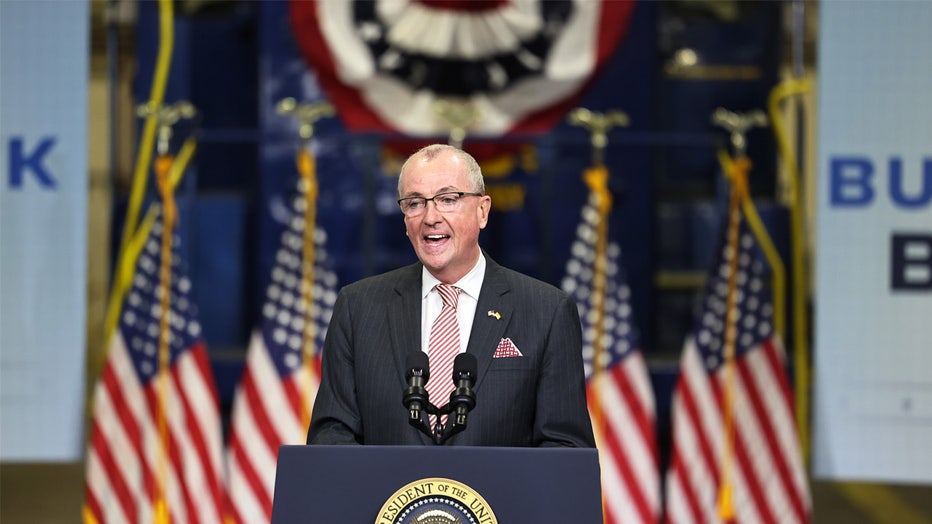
[{"x1": 400, "y1": 150, "x2": 491, "y2": 283}]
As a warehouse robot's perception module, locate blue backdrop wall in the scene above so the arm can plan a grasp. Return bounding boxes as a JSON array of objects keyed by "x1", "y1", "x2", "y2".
[{"x1": 125, "y1": 1, "x2": 787, "y2": 463}]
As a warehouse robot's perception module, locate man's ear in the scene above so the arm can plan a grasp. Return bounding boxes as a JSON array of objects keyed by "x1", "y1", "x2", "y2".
[{"x1": 478, "y1": 195, "x2": 492, "y2": 228}]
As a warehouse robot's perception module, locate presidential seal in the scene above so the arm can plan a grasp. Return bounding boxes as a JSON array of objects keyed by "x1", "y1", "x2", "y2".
[{"x1": 376, "y1": 477, "x2": 498, "y2": 524}]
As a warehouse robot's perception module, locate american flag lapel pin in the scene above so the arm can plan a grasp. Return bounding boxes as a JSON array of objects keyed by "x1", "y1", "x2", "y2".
[{"x1": 487, "y1": 310, "x2": 501, "y2": 320}]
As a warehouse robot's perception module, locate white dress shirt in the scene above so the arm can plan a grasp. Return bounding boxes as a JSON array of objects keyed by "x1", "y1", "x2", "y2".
[{"x1": 420, "y1": 253, "x2": 486, "y2": 355}]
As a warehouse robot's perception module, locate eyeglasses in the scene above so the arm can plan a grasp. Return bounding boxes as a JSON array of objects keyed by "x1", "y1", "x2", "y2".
[{"x1": 397, "y1": 191, "x2": 483, "y2": 217}]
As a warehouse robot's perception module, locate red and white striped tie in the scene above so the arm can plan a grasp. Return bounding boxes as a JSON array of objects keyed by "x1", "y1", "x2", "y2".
[{"x1": 426, "y1": 284, "x2": 461, "y2": 431}]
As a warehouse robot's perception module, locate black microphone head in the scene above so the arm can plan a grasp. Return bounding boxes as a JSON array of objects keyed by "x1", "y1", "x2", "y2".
[
  {"x1": 452, "y1": 353, "x2": 477, "y2": 382},
  {"x1": 406, "y1": 351, "x2": 430, "y2": 381}
]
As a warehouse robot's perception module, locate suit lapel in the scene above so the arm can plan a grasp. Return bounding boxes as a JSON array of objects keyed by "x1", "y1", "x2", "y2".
[
  {"x1": 388, "y1": 264, "x2": 423, "y2": 383},
  {"x1": 467, "y1": 257, "x2": 512, "y2": 392},
  {"x1": 387, "y1": 263, "x2": 434, "y2": 445}
]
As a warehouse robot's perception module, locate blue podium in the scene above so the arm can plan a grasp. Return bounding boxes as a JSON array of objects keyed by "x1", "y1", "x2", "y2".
[{"x1": 271, "y1": 445, "x2": 603, "y2": 523}]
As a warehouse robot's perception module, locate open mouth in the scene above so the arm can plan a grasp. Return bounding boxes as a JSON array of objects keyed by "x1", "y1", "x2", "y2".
[{"x1": 424, "y1": 234, "x2": 450, "y2": 246}]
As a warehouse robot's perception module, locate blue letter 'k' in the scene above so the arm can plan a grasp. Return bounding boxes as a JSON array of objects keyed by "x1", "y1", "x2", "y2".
[{"x1": 9, "y1": 136, "x2": 57, "y2": 189}]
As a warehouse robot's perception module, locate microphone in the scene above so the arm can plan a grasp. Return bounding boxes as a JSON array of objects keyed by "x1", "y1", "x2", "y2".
[
  {"x1": 402, "y1": 352, "x2": 430, "y2": 424},
  {"x1": 448, "y1": 353, "x2": 477, "y2": 427}
]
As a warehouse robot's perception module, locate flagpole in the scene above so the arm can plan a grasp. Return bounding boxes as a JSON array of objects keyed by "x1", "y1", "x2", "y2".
[
  {"x1": 568, "y1": 108, "x2": 629, "y2": 524},
  {"x1": 711, "y1": 108, "x2": 769, "y2": 522},
  {"x1": 276, "y1": 98, "x2": 334, "y2": 429},
  {"x1": 145, "y1": 101, "x2": 198, "y2": 524},
  {"x1": 719, "y1": 156, "x2": 745, "y2": 522},
  {"x1": 714, "y1": 150, "x2": 787, "y2": 341},
  {"x1": 567, "y1": 107, "x2": 630, "y2": 387},
  {"x1": 711, "y1": 108, "x2": 787, "y2": 336},
  {"x1": 153, "y1": 148, "x2": 175, "y2": 524}
]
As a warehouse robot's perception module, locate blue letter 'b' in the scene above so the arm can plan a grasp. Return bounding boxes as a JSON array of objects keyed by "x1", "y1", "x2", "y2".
[{"x1": 830, "y1": 157, "x2": 873, "y2": 207}]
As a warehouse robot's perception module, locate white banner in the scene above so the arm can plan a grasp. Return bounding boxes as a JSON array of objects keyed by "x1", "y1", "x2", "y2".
[
  {"x1": 0, "y1": 0, "x2": 89, "y2": 460},
  {"x1": 814, "y1": 2, "x2": 932, "y2": 483}
]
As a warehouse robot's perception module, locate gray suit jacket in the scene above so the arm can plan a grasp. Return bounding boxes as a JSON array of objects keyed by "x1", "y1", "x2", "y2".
[{"x1": 307, "y1": 255, "x2": 595, "y2": 447}]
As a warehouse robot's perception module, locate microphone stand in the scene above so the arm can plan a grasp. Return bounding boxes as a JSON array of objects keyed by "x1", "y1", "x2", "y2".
[
  {"x1": 404, "y1": 387, "x2": 441, "y2": 443},
  {"x1": 407, "y1": 402, "x2": 440, "y2": 444},
  {"x1": 408, "y1": 400, "x2": 472, "y2": 445},
  {"x1": 437, "y1": 354, "x2": 478, "y2": 444},
  {"x1": 403, "y1": 353, "x2": 477, "y2": 444},
  {"x1": 436, "y1": 381, "x2": 477, "y2": 444}
]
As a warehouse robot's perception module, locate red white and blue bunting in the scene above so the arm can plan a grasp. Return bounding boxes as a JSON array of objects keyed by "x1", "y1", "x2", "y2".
[{"x1": 289, "y1": 0, "x2": 635, "y2": 137}]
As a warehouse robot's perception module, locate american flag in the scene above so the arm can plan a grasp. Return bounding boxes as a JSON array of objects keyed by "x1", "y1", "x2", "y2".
[
  {"x1": 84, "y1": 213, "x2": 226, "y2": 524},
  {"x1": 663, "y1": 217, "x2": 811, "y2": 524},
  {"x1": 225, "y1": 184, "x2": 338, "y2": 523},
  {"x1": 562, "y1": 193, "x2": 660, "y2": 524}
]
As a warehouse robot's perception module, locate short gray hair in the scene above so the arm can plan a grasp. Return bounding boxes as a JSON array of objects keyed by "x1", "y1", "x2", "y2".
[{"x1": 397, "y1": 144, "x2": 484, "y2": 198}]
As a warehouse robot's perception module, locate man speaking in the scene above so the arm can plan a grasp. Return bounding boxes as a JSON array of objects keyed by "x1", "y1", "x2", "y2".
[{"x1": 307, "y1": 144, "x2": 594, "y2": 447}]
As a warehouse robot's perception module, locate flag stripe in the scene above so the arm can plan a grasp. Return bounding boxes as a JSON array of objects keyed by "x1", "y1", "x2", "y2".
[
  {"x1": 230, "y1": 431, "x2": 274, "y2": 520},
  {"x1": 96, "y1": 339, "x2": 155, "y2": 519},
  {"x1": 614, "y1": 359, "x2": 658, "y2": 459},
  {"x1": 88, "y1": 419, "x2": 135, "y2": 523},
  {"x1": 83, "y1": 455, "x2": 112, "y2": 524},
  {"x1": 665, "y1": 457, "x2": 700, "y2": 524},
  {"x1": 226, "y1": 342, "x2": 290, "y2": 522},
  {"x1": 248, "y1": 332, "x2": 306, "y2": 441},
  {"x1": 759, "y1": 342, "x2": 811, "y2": 511},
  {"x1": 223, "y1": 457, "x2": 249, "y2": 524},
  {"x1": 171, "y1": 350, "x2": 225, "y2": 523},
  {"x1": 740, "y1": 343, "x2": 808, "y2": 522},
  {"x1": 669, "y1": 373, "x2": 714, "y2": 522},
  {"x1": 681, "y1": 344, "x2": 722, "y2": 485},
  {"x1": 592, "y1": 374, "x2": 656, "y2": 524},
  {"x1": 164, "y1": 421, "x2": 194, "y2": 524},
  {"x1": 103, "y1": 342, "x2": 149, "y2": 480},
  {"x1": 98, "y1": 362, "x2": 146, "y2": 498},
  {"x1": 241, "y1": 366, "x2": 285, "y2": 460},
  {"x1": 230, "y1": 388, "x2": 277, "y2": 481},
  {"x1": 731, "y1": 400, "x2": 777, "y2": 524},
  {"x1": 177, "y1": 348, "x2": 226, "y2": 515},
  {"x1": 280, "y1": 373, "x2": 307, "y2": 429},
  {"x1": 737, "y1": 353, "x2": 791, "y2": 523}
]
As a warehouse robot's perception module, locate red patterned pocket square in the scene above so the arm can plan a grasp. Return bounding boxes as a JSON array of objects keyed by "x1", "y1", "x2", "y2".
[{"x1": 493, "y1": 337, "x2": 523, "y2": 358}]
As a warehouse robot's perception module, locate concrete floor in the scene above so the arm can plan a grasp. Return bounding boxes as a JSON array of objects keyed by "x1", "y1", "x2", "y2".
[{"x1": 2, "y1": 462, "x2": 930, "y2": 523}]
